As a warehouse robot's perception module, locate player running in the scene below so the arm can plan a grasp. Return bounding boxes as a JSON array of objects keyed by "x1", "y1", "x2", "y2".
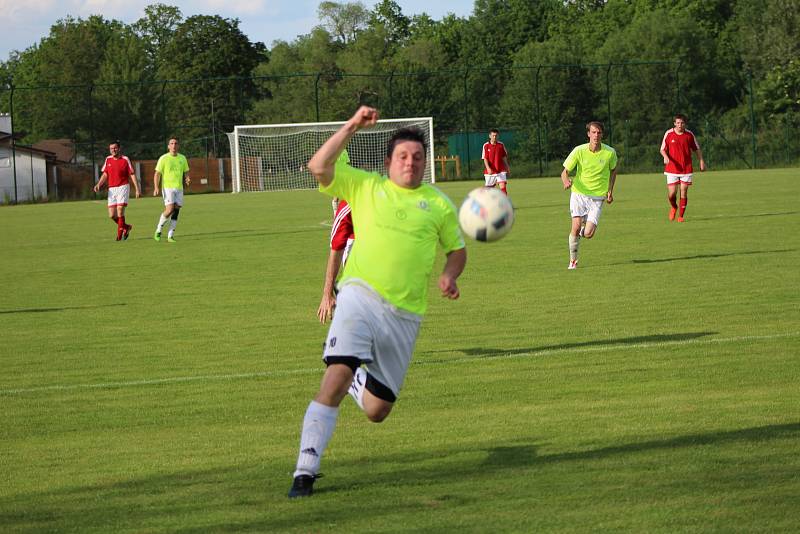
[
  {"x1": 660, "y1": 113, "x2": 706, "y2": 222},
  {"x1": 481, "y1": 128, "x2": 510, "y2": 195},
  {"x1": 288, "y1": 106, "x2": 466, "y2": 498},
  {"x1": 153, "y1": 137, "x2": 190, "y2": 243},
  {"x1": 93, "y1": 141, "x2": 140, "y2": 241}
]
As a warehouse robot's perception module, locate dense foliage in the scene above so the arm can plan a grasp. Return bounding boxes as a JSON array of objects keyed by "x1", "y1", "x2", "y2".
[{"x1": 0, "y1": 0, "x2": 797, "y2": 168}]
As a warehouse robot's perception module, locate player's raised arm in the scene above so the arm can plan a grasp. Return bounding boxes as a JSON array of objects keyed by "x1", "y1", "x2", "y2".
[
  {"x1": 439, "y1": 247, "x2": 466, "y2": 300},
  {"x1": 308, "y1": 106, "x2": 378, "y2": 187}
]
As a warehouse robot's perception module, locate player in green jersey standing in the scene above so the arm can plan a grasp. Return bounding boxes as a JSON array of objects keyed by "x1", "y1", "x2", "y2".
[
  {"x1": 560, "y1": 121, "x2": 618, "y2": 269},
  {"x1": 288, "y1": 106, "x2": 467, "y2": 498},
  {"x1": 152, "y1": 137, "x2": 190, "y2": 243}
]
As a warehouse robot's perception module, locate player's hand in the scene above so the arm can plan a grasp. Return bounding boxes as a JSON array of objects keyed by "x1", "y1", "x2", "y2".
[
  {"x1": 700, "y1": 160, "x2": 706, "y2": 171},
  {"x1": 317, "y1": 293, "x2": 336, "y2": 323},
  {"x1": 153, "y1": 187, "x2": 160, "y2": 197},
  {"x1": 349, "y1": 106, "x2": 379, "y2": 130},
  {"x1": 92, "y1": 185, "x2": 99, "y2": 193},
  {"x1": 663, "y1": 156, "x2": 670, "y2": 165},
  {"x1": 438, "y1": 274, "x2": 460, "y2": 300},
  {"x1": 606, "y1": 191, "x2": 614, "y2": 204},
  {"x1": 184, "y1": 177, "x2": 191, "y2": 187},
  {"x1": 562, "y1": 179, "x2": 572, "y2": 190},
  {"x1": 135, "y1": 190, "x2": 141, "y2": 199}
]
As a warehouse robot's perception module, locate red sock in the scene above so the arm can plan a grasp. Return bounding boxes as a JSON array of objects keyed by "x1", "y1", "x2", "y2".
[
  {"x1": 669, "y1": 197, "x2": 678, "y2": 209},
  {"x1": 679, "y1": 198, "x2": 687, "y2": 217},
  {"x1": 499, "y1": 182, "x2": 508, "y2": 195},
  {"x1": 118, "y1": 216, "x2": 126, "y2": 229}
]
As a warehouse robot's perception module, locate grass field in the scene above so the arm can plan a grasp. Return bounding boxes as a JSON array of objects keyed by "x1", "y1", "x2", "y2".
[{"x1": 2, "y1": 168, "x2": 799, "y2": 533}]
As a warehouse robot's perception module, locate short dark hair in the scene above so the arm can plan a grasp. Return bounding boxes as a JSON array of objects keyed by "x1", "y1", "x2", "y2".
[
  {"x1": 110, "y1": 140, "x2": 120, "y2": 147},
  {"x1": 586, "y1": 121, "x2": 604, "y2": 133},
  {"x1": 386, "y1": 128, "x2": 427, "y2": 159},
  {"x1": 169, "y1": 137, "x2": 179, "y2": 143},
  {"x1": 489, "y1": 128, "x2": 500, "y2": 135},
  {"x1": 674, "y1": 113, "x2": 688, "y2": 122}
]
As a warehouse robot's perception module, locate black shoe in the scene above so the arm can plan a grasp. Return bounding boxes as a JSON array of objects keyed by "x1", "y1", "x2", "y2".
[{"x1": 288, "y1": 473, "x2": 321, "y2": 498}]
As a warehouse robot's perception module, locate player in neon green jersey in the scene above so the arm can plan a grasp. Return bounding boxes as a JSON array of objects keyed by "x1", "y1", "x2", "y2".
[
  {"x1": 288, "y1": 106, "x2": 467, "y2": 498},
  {"x1": 152, "y1": 137, "x2": 190, "y2": 243},
  {"x1": 560, "y1": 121, "x2": 618, "y2": 269}
]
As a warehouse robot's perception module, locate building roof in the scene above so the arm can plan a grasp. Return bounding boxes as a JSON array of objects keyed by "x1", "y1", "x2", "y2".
[{"x1": 31, "y1": 139, "x2": 76, "y2": 163}]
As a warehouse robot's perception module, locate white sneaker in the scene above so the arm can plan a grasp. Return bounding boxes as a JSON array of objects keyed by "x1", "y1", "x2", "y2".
[{"x1": 568, "y1": 259, "x2": 578, "y2": 270}]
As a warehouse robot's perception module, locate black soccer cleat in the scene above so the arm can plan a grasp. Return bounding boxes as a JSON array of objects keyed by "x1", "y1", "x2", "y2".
[{"x1": 288, "y1": 474, "x2": 321, "y2": 498}]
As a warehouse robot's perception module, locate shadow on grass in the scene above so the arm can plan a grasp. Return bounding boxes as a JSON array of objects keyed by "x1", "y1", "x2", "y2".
[
  {"x1": 629, "y1": 249, "x2": 795, "y2": 265},
  {"x1": 418, "y1": 331, "x2": 716, "y2": 363},
  {"x1": 0, "y1": 303, "x2": 126, "y2": 315},
  {"x1": 690, "y1": 210, "x2": 800, "y2": 221},
  {"x1": 2, "y1": 422, "x2": 798, "y2": 531}
]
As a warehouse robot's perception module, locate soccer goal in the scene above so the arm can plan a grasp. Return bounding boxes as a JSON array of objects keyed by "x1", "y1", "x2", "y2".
[{"x1": 226, "y1": 117, "x2": 435, "y2": 192}]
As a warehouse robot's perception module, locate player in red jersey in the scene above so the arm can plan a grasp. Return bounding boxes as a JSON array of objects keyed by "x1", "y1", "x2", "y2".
[
  {"x1": 481, "y1": 129, "x2": 510, "y2": 195},
  {"x1": 93, "y1": 141, "x2": 140, "y2": 240},
  {"x1": 317, "y1": 199, "x2": 355, "y2": 324},
  {"x1": 660, "y1": 114, "x2": 705, "y2": 222}
]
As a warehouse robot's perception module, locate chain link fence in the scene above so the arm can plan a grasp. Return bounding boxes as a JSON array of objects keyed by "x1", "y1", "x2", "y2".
[{"x1": 1, "y1": 63, "x2": 798, "y2": 202}]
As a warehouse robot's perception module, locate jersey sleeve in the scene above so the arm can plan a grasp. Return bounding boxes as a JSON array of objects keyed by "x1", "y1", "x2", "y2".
[
  {"x1": 155, "y1": 156, "x2": 165, "y2": 173},
  {"x1": 330, "y1": 205, "x2": 353, "y2": 251},
  {"x1": 182, "y1": 156, "x2": 190, "y2": 173},
  {"x1": 481, "y1": 143, "x2": 488, "y2": 160},
  {"x1": 609, "y1": 147, "x2": 618, "y2": 170},
  {"x1": 660, "y1": 130, "x2": 671, "y2": 154},
  {"x1": 563, "y1": 146, "x2": 579, "y2": 171},
  {"x1": 319, "y1": 160, "x2": 370, "y2": 201},
  {"x1": 101, "y1": 157, "x2": 110, "y2": 172},
  {"x1": 123, "y1": 156, "x2": 134, "y2": 174},
  {"x1": 688, "y1": 131, "x2": 699, "y2": 151}
]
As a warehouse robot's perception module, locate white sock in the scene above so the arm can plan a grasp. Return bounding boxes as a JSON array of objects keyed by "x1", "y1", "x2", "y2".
[
  {"x1": 156, "y1": 214, "x2": 168, "y2": 232},
  {"x1": 348, "y1": 367, "x2": 367, "y2": 411},
  {"x1": 294, "y1": 400, "x2": 338, "y2": 478},
  {"x1": 569, "y1": 234, "x2": 580, "y2": 261},
  {"x1": 168, "y1": 218, "x2": 178, "y2": 237}
]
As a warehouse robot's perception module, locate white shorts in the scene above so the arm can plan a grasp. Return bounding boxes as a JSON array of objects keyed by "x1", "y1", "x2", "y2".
[
  {"x1": 484, "y1": 172, "x2": 508, "y2": 187},
  {"x1": 569, "y1": 191, "x2": 605, "y2": 226},
  {"x1": 322, "y1": 281, "x2": 422, "y2": 398},
  {"x1": 162, "y1": 188, "x2": 184, "y2": 206},
  {"x1": 665, "y1": 173, "x2": 693, "y2": 185},
  {"x1": 107, "y1": 185, "x2": 129, "y2": 207}
]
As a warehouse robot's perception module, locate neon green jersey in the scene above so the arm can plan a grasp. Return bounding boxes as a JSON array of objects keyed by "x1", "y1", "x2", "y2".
[
  {"x1": 155, "y1": 153, "x2": 190, "y2": 190},
  {"x1": 563, "y1": 143, "x2": 618, "y2": 197},
  {"x1": 321, "y1": 161, "x2": 465, "y2": 315},
  {"x1": 337, "y1": 148, "x2": 350, "y2": 164}
]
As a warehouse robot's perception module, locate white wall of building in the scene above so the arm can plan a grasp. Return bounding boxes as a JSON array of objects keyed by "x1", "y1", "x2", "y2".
[{"x1": 0, "y1": 147, "x2": 48, "y2": 203}]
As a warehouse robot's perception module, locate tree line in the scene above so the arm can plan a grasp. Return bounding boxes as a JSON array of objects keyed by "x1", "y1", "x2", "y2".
[{"x1": 0, "y1": 0, "x2": 797, "y2": 167}]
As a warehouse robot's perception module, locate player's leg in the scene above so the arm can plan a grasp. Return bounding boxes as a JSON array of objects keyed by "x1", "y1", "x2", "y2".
[
  {"x1": 667, "y1": 181, "x2": 678, "y2": 221},
  {"x1": 581, "y1": 199, "x2": 603, "y2": 240},
  {"x1": 678, "y1": 181, "x2": 690, "y2": 222},
  {"x1": 568, "y1": 192, "x2": 585, "y2": 269},
  {"x1": 167, "y1": 191, "x2": 184, "y2": 242},
  {"x1": 497, "y1": 172, "x2": 508, "y2": 195},
  {"x1": 155, "y1": 191, "x2": 175, "y2": 241},
  {"x1": 290, "y1": 361, "x2": 353, "y2": 498},
  {"x1": 116, "y1": 205, "x2": 126, "y2": 240}
]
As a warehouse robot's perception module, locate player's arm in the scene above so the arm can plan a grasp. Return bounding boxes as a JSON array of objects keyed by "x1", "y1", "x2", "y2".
[
  {"x1": 695, "y1": 146, "x2": 706, "y2": 171},
  {"x1": 153, "y1": 170, "x2": 161, "y2": 196},
  {"x1": 660, "y1": 132, "x2": 670, "y2": 165},
  {"x1": 308, "y1": 106, "x2": 378, "y2": 187},
  {"x1": 93, "y1": 172, "x2": 108, "y2": 193},
  {"x1": 560, "y1": 167, "x2": 572, "y2": 190},
  {"x1": 502, "y1": 155, "x2": 510, "y2": 175},
  {"x1": 607, "y1": 167, "x2": 618, "y2": 204},
  {"x1": 317, "y1": 248, "x2": 345, "y2": 324},
  {"x1": 183, "y1": 170, "x2": 191, "y2": 188},
  {"x1": 130, "y1": 173, "x2": 141, "y2": 198},
  {"x1": 438, "y1": 247, "x2": 466, "y2": 300}
]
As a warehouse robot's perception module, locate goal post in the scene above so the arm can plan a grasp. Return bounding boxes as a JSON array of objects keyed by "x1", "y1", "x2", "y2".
[{"x1": 226, "y1": 117, "x2": 435, "y2": 193}]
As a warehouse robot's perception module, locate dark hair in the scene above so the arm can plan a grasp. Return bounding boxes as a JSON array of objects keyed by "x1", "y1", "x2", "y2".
[
  {"x1": 489, "y1": 128, "x2": 500, "y2": 135},
  {"x1": 586, "y1": 121, "x2": 604, "y2": 133},
  {"x1": 674, "y1": 113, "x2": 688, "y2": 122},
  {"x1": 169, "y1": 137, "x2": 179, "y2": 143},
  {"x1": 386, "y1": 128, "x2": 427, "y2": 159},
  {"x1": 110, "y1": 140, "x2": 120, "y2": 147}
]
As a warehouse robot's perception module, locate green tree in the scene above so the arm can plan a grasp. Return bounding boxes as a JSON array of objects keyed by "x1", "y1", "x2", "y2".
[
  {"x1": 131, "y1": 3, "x2": 183, "y2": 73},
  {"x1": 157, "y1": 15, "x2": 266, "y2": 148},
  {"x1": 317, "y1": 1, "x2": 369, "y2": 44}
]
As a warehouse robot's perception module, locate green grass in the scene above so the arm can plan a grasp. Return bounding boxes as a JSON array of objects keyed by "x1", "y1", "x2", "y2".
[{"x1": 1, "y1": 169, "x2": 799, "y2": 533}]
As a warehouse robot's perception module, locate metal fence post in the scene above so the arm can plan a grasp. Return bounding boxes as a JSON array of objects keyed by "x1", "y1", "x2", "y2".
[
  {"x1": 463, "y1": 66, "x2": 470, "y2": 178},
  {"x1": 606, "y1": 63, "x2": 613, "y2": 143},
  {"x1": 748, "y1": 71, "x2": 757, "y2": 168},
  {"x1": 535, "y1": 65, "x2": 543, "y2": 176},
  {"x1": 9, "y1": 83, "x2": 17, "y2": 203}
]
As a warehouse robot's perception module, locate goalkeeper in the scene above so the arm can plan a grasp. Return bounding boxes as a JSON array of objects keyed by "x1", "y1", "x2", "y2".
[{"x1": 288, "y1": 106, "x2": 467, "y2": 498}]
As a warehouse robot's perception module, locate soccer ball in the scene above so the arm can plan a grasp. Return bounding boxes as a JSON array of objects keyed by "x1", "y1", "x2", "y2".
[{"x1": 458, "y1": 187, "x2": 514, "y2": 242}]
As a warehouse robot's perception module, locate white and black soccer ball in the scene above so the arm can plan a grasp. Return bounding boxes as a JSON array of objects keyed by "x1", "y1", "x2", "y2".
[{"x1": 458, "y1": 187, "x2": 514, "y2": 242}]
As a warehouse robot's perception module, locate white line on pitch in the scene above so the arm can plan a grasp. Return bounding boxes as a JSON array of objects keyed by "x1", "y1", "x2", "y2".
[{"x1": 2, "y1": 331, "x2": 798, "y2": 395}]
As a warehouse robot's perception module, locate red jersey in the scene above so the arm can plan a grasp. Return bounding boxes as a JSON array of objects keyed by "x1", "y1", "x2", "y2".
[
  {"x1": 661, "y1": 129, "x2": 699, "y2": 174},
  {"x1": 481, "y1": 141, "x2": 508, "y2": 174},
  {"x1": 102, "y1": 155, "x2": 134, "y2": 187},
  {"x1": 330, "y1": 200, "x2": 354, "y2": 251}
]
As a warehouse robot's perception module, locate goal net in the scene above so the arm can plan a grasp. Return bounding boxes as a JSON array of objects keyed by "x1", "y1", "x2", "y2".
[{"x1": 226, "y1": 118, "x2": 435, "y2": 192}]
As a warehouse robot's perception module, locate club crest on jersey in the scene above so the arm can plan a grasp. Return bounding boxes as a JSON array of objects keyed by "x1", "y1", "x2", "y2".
[
  {"x1": 418, "y1": 200, "x2": 430, "y2": 211},
  {"x1": 396, "y1": 209, "x2": 407, "y2": 220}
]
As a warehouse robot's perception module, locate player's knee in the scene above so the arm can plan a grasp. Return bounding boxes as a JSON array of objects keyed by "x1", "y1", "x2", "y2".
[
  {"x1": 583, "y1": 228, "x2": 596, "y2": 238},
  {"x1": 365, "y1": 404, "x2": 392, "y2": 423}
]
